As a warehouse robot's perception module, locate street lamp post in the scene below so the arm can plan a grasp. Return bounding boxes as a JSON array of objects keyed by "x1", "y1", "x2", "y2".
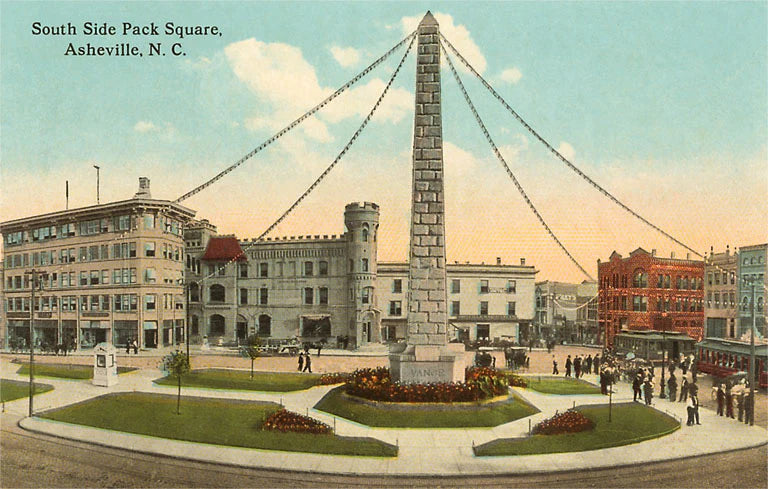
[
  {"x1": 748, "y1": 277, "x2": 757, "y2": 426},
  {"x1": 660, "y1": 312, "x2": 667, "y2": 399},
  {"x1": 24, "y1": 269, "x2": 47, "y2": 417}
]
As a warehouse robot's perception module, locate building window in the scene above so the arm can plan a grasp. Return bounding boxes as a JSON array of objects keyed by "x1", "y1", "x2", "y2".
[
  {"x1": 304, "y1": 261, "x2": 314, "y2": 277},
  {"x1": 476, "y1": 324, "x2": 490, "y2": 341},
  {"x1": 632, "y1": 295, "x2": 648, "y2": 312},
  {"x1": 507, "y1": 301, "x2": 516, "y2": 316},
  {"x1": 451, "y1": 301, "x2": 460, "y2": 316},
  {"x1": 319, "y1": 261, "x2": 328, "y2": 276},
  {"x1": 190, "y1": 283, "x2": 200, "y2": 302},
  {"x1": 393, "y1": 279, "x2": 403, "y2": 293},
  {"x1": 361, "y1": 287, "x2": 370, "y2": 304},
  {"x1": 209, "y1": 314, "x2": 225, "y2": 336},
  {"x1": 319, "y1": 287, "x2": 329, "y2": 305},
  {"x1": 144, "y1": 213, "x2": 155, "y2": 229},
  {"x1": 258, "y1": 315, "x2": 271, "y2": 336},
  {"x1": 260, "y1": 288, "x2": 269, "y2": 305},
  {"x1": 145, "y1": 294, "x2": 156, "y2": 311},
  {"x1": 633, "y1": 270, "x2": 648, "y2": 288},
  {"x1": 144, "y1": 268, "x2": 156, "y2": 284},
  {"x1": 259, "y1": 262, "x2": 268, "y2": 278},
  {"x1": 80, "y1": 271, "x2": 88, "y2": 286},
  {"x1": 240, "y1": 288, "x2": 248, "y2": 305},
  {"x1": 145, "y1": 242, "x2": 156, "y2": 257},
  {"x1": 114, "y1": 215, "x2": 131, "y2": 231},
  {"x1": 479, "y1": 301, "x2": 489, "y2": 315},
  {"x1": 304, "y1": 287, "x2": 314, "y2": 305},
  {"x1": 361, "y1": 258, "x2": 369, "y2": 272},
  {"x1": 506, "y1": 280, "x2": 516, "y2": 294},
  {"x1": 389, "y1": 300, "x2": 402, "y2": 316},
  {"x1": 362, "y1": 225, "x2": 369, "y2": 242},
  {"x1": 239, "y1": 263, "x2": 248, "y2": 278},
  {"x1": 90, "y1": 270, "x2": 99, "y2": 285},
  {"x1": 209, "y1": 284, "x2": 225, "y2": 303},
  {"x1": 480, "y1": 280, "x2": 489, "y2": 294}
]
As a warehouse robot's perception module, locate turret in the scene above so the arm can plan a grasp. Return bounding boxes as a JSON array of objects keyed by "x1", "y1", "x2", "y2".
[{"x1": 344, "y1": 202, "x2": 380, "y2": 347}]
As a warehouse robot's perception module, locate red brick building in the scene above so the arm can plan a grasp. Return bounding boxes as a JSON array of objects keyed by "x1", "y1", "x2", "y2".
[{"x1": 598, "y1": 248, "x2": 704, "y2": 348}]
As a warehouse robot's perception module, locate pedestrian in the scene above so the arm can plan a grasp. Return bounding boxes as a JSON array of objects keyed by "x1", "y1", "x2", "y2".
[
  {"x1": 632, "y1": 374, "x2": 642, "y2": 402},
  {"x1": 585, "y1": 354, "x2": 593, "y2": 374},
  {"x1": 593, "y1": 354, "x2": 600, "y2": 374},
  {"x1": 303, "y1": 351, "x2": 312, "y2": 373},
  {"x1": 737, "y1": 390, "x2": 745, "y2": 422},
  {"x1": 298, "y1": 351, "x2": 304, "y2": 372},
  {"x1": 744, "y1": 390, "x2": 754, "y2": 425},
  {"x1": 552, "y1": 356, "x2": 559, "y2": 375},
  {"x1": 726, "y1": 384, "x2": 735, "y2": 419},
  {"x1": 681, "y1": 358, "x2": 688, "y2": 376},
  {"x1": 716, "y1": 384, "x2": 725, "y2": 416},
  {"x1": 574, "y1": 355, "x2": 582, "y2": 378},
  {"x1": 693, "y1": 394, "x2": 701, "y2": 425},
  {"x1": 525, "y1": 355, "x2": 530, "y2": 369},
  {"x1": 317, "y1": 342, "x2": 322, "y2": 357},
  {"x1": 643, "y1": 378, "x2": 653, "y2": 406},
  {"x1": 678, "y1": 377, "x2": 688, "y2": 402},
  {"x1": 599, "y1": 368, "x2": 608, "y2": 395},
  {"x1": 686, "y1": 396, "x2": 696, "y2": 426},
  {"x1": 565, "y1": 355, "x2": 572, "y2": 377},
  {"x1": 125, "y1": 340, "x2": 131, "y2": 355},
  {"x1": 667, "y1": 373, "x2": 677, "y2": 402},
  {"x1": 688, "y1": 380, "x2": 699, "y2": 399},
  {"x1": 132, "y1": 339, "x2": 138, "y2": 354}
]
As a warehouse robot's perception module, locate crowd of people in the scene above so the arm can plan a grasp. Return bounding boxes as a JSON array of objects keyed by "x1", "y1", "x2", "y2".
[
  {"x1": 715, "y1": 380, "x2": 755, "y2": 425},
  {"x1": 552, "y1": 353, "x2": 601, "y2": 378}
]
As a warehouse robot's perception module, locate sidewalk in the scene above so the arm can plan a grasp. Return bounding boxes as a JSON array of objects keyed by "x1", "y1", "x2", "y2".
[{"x1": 4, "y1": 365, "x2": 766, "y2": 476}]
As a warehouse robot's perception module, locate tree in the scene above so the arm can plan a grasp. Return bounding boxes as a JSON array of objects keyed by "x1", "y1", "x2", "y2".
[
  {"x1": 245, "y1": 335, "x2": 261, "y2": 379},
  {"x1": 162, "y1": 350, "x2": 190, "y2": 415}
]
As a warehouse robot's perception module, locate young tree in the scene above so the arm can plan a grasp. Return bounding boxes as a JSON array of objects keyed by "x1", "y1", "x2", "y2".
[
  {"x1": 162, "y1": 350, "x2": 190, "y2": 415},
  {"x1": 245, "y1": 335, "x2": 261, "y2": 379}
]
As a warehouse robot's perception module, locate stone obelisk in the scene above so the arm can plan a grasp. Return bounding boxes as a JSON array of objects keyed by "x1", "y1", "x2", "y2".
[{"x1": 389, "y1": 11, "x2": 465, "y2": 384}]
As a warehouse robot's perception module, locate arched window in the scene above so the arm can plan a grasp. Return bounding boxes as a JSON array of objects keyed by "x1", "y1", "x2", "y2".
[
  {"x1": 209, "y1": 284, "x2": 225, "y2": 302},
  {"x1": 209, "y1": 314, "x2": 225, "y2": 335},
  {"x1": 633, "y1": 269, "x2": 647, "y2": 288},
  {"x1": 258, "y1": 314, "x2": 271, "y2": 336},
  {"x1": 361, "y1": 225, "x2": 369, "y2": 242},
  {"x1": 189, "y1": 283, "x2": 200, "y2": 302}
]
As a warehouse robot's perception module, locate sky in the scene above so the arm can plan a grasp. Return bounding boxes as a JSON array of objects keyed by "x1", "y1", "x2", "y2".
[{"x1": 1, "y1": 1, "x2": 766, "y2": 282}]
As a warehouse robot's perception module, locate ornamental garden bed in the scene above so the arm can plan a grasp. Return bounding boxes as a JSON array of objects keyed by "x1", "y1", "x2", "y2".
[
  {"x1": 524, "y1": 376, "x2": 602, "y2": 395},
  {"x1": 39, "y1": 392, "x2": 397, "y2": 457},
  {"x1": 154, "y1": 368, "x2": 324, "y2": 392},
  {"x1": 15, "y1": 363, "x2": 137, "y2": 380},
  {"x1": 314, "y1": 386, "x2": 538, "y2": 428},
  {"x1": 1, "y1": 379, "x2": 54, "y2": 402},
  {"x1": 474, "y1": 402, "x2": 680, "y2": 456}
]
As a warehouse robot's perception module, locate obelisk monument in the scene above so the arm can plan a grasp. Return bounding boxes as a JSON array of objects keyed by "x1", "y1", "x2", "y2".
[{"x1": 389, "y1": 12, "x2": 465, "y2": 384}]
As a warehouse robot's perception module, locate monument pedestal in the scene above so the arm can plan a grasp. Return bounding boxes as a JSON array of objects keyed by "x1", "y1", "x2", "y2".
[{"x1": 389, "y1": 343, "x2": 466, "y2": 384}]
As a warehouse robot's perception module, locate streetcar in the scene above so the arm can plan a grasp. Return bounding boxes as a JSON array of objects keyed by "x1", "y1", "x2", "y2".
[{"x1": 696, "y1": 338, "x2": 768, "y2": 388}]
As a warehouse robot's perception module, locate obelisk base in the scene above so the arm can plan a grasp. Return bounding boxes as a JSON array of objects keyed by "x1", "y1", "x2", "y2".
[{"x1": 389, "y1": 343, "x2": 466, "y2": 384}]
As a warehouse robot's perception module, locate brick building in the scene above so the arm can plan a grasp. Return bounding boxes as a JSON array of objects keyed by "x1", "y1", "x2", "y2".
[{"x1": 598, "y1": 248, "x2": 704, "y2": 348}]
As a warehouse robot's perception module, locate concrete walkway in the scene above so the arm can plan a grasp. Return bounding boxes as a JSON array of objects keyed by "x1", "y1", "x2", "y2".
[{"x1": 3, "y1": 363, "x2": 766, "y2": 476}]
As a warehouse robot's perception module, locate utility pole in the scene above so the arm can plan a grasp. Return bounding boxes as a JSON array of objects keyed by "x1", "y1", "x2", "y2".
[
  {"x1": 749, "y1": 277, "x2": 756, "y2": 426},
  {"x1": 93, "y1": 165, "x2": 101, "y2": 204},
  {"x1": 25, "y1": 269, "x2": 47, "y2": 417},
  {"x1": 660, "y1": 312, "x2": 667, "y2": 398}
]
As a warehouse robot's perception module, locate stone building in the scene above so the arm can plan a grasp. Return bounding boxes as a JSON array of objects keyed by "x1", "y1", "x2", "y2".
[
  {"x1": 534, "y1": 280, "x2": 598, "y2": 345},
  {"x1": 378, "y1": 258, "x2": 537, "y2": 344},
  {"x1": 185, "y1": 202, "x2": 381, "y2": 349},
  {"x1": 738, "y1": 243, "x2": 766, "y2": 338},
  {"x1": 598, "y1": 247, "x2": 705, "y2": 348},
  {"x1": 1, "y1": 178, "x2": 195, "y2": 349},
  {"x1": 704, "y1": 246, "x2": 739, "y2": 338}
]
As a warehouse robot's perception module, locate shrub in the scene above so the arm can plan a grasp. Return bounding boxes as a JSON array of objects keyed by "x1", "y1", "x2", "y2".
[
  {"x1": 506, "y1": 373, "x2": 528, "y2": 388},
  {"x1": 531, "y1": 409, "x2": 594, "y2": 435},
  {"x1": 344, "y1": 367, "x2": 509, "y2": 403},
  {"x1": 262, "y1": 409, "x2": 332, "y2": 434}
]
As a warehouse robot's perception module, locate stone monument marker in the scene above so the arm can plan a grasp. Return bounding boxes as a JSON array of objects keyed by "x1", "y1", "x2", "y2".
[{"x1": 389, "y1": 12, "x2": 466, "y2": 384}]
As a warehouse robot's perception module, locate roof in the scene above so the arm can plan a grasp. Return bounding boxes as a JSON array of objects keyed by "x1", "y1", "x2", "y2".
[
  {"x1": 697, "y1": 338, "x2": 768, "y2": 356},
  {"x1": 201, "y1": 236, "x2": 247, "y2": 262}
]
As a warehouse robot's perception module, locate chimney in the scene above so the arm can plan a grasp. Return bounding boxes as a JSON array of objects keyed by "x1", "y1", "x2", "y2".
[
  {"x1": 671, "y1": 251, "x2": 675, "y2": 259},
  {"x1": 651, "y1": 249, "x2": 657, "y2": 257},
  {"x1": 520, "y1": 257, "x2": 526, "y2": 266},
  {"x1": 133, "y1": 177, "x2": 152, "y2": 199},
  {"x1": 496, "y1": 257, "x2": 502, "y2": 265},
  {"x1": 726, "y1": 245, "x2": 730, "y2": 256},
  {"x1": 686, "y1": 252, "x2": 691, "y2": 260}
]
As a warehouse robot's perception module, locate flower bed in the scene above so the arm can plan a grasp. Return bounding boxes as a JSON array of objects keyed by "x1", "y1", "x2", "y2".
[
  {"x1": 262, "y1": 408, "x2": 332, "y2": 434},
  {"x1": 531, "y1": 409, "x2": 594, "y2": 435},
  {"x1": 506, "y1": 373, "x2": 528, "y2": 388},
  {"x1": 319, "y1": 372, "x2": 350, "y2": 385},
  {"x1": 344, "y1": 367, "x2": 509, "y2": 403}
]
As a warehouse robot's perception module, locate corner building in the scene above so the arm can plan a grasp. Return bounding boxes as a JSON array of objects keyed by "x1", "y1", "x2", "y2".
[
  {"x1": 598, "y1": 248, "x2": 704, "y2": 348},
  {"x1": 1, "y1": 178, "x2": 195, "y2": 349}
]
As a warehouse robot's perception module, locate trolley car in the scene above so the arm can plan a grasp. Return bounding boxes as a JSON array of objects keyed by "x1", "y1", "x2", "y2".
[{"x1": 696, "y1": 338, "x2": 768, "y2": 388}]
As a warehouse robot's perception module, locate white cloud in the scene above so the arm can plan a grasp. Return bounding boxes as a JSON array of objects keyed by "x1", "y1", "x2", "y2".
[
  {"x1": 557, "y1": 141, "x2": 575, "y2": 161},
  {"x1": 134, "y1": 121, "x2": 157, "y2": 133},
  {"x1": 500, "y1": 67, "x2": 522, "y2": 84},
  {"x1": 225, "y1": 37, "x2": 412, "y2": 144},
  {"x1": 401, "y1": 12, "x2": 487, "y2": 74},
  {"x1": 330, "y1": 45, "x2": 361, "y2": 68}
]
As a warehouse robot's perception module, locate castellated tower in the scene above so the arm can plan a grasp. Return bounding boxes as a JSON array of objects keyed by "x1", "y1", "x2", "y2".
[{"x1": 344, "y1": 202, "x2": 381, "y2": 348}]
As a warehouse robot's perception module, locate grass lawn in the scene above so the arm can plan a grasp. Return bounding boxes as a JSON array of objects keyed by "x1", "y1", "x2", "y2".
[
  {"x1": 474, "y1": 403, "x2": 680, "y2": 456},
  {"x1": 40, "y1": 392, "x2": 397, "y2": 457},
  {"x1": 1, "y1": 379, "x2": 54, "y2": 402},
  {"x1": 154, "y1": 369, "x2": 322, "y2": 392},
  {"x1": 16, "y1": 363, "x2": 136, "y2": 380},
  {"x1": 525, "y1": 376, "x2": 602, "y2": 395},
  {"x1": 314, "y1": 387, "x2": 539, "y2": 428}
]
